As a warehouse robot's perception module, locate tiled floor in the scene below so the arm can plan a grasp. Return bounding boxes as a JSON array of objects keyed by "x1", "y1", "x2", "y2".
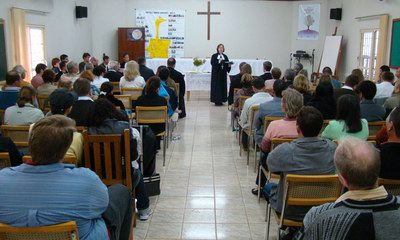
[{"x1": 134, "y1": 92, "x2": 278, "y2": 240}]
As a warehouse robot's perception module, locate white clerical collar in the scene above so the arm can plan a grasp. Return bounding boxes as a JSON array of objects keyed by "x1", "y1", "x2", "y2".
[
  {"x1": 342, "y1": 86, "x2": 353, "y2": 91},
  {"x1": 78, "y1": 96, "x2": 94, "y2": 101}
]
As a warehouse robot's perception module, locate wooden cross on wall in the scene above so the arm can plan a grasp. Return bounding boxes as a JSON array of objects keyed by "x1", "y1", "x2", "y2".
[{"x1": 197, "y1": 1, "x2": 221, "y2": 40}]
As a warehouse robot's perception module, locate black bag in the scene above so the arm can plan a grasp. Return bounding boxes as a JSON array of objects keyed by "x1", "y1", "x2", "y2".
[{"x1": 143, "y1": 173, "x2": 161, "y2": 197}]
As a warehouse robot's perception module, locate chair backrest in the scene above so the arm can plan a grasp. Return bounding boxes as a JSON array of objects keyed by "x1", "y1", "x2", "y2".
[
  {"x1": 115, "y1": 95, "x2": 132, "y2": 110},
  {"x1": 368, "y1": 121, "x2": 385, "y2": 135},
  {"x1": 37, "y1": 95, "x2": 50, "y2": 112},
  {"x1": 135, "y1": 106, "x2": 168, "y2": 124},
  {"x1": 22, "y1": 155, "x2": 78, "y2": 166},
  {"x1": 265, "y1": 88, "x2": 274, "y2": 95},
  {"x1": 378, "y1": 178, "x2": 400, "y2": 196},
  {"x1": 248, "y1": 105, "x2": 260, "y2": 133},
  {"x1": 0, "y1": 125, "x2": 30, "y2": 147},
  {"x1": 74, "y1": 126, "x2": 87, "y2": 133},
  {"x1": 0, "y1": 109, "x2": 5, "y2": 125},
  {"x1": 0, "y1": 152, "x2": 11, "y2": 169},
  {"x1": 0, "y1": 91, "x2": 19, "y2": 110},
  {"x1": 121, "y1": 87, "x2": 143, "y2": 100},
  {"x1": 82, "y1": 129, "x2": 132, "y2": 191},
  {"x1": 111, "y1": 82, "x2": 120, "y2": 95},
  {"x1": 0, "y1": 221, "x2": 79, "y2": 240},
  {"x1": 263, "y1": 116, "x2": 284, "y2": 133},
  {"x1": 238, "y1": 95, "x2": 250, "y2": 112},
  {"x1": 270, "y1": 138, "x2": 295, "y2": 151}
]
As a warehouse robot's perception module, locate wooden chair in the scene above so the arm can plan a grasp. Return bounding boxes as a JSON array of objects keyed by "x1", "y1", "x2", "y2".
[
  {"x1": 241, "y1": 105, "x2": 259, "y2": 168},
  {"x1": 0, "y1": 109, "x2": 5, "y2": 125},
  {"x1": 0, "y1": 125, "x2": 30, "y2": 147},
  {"x1": 0, "y1": 152, "x2": 11, "y2": 169},
  {"x1": 37, "y1": 95, "x2": 50, "y2": 112},
  {"x1": 263, "y1": 116, "x2": 284, "y2": 133},
  {"x1": 378, "y1": 178, "x2": 400, "y2": 196},
  {"x1": 0, "y1": 221, "x2": 79, "y2": 240},
  {"x1": 368, "y1": 121, "x2": 385, "y2": 136},
  {"x1": 266, "y1": 174, "x2": 342, "y2": 240},
  {"x1": 22, "y1": 155, "x2": 78, "y2": 166},
  {"x1": 111, "y1": 82, "x2": 120, "y2": 95},
  {"x1": 74, "y1": 126, "x2": 87, "y2": 134},
  {"x1": 265, "y1": 88, "x2": 274, "y2": 95},
  {"x1": 82, "y1": 129, "x2": 133, "y2": 191},
  {"x1": 237, "y1": 96, "x2": 251, "y2": 143},
  {"x1": 121, "y1": 87, "x2": 143, "y2": 101},
  {"x1": 258, "y1": 138, "x2": 294, "y2": 202},
  {"x1": 230, "y1": 88, "x2": 241, "y2": 129},
  {"x1": 135, "y1": 106, "x2": 168, "y2": 166},
  {"x1": 115, "y1": 95, "x2": 133, "y2": 117}
]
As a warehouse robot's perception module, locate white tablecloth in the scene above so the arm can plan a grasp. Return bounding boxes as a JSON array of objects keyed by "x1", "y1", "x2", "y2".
[
  {"x1": 185, "y1": 72, "x2": 231, "y2": 92},
  {"x1": 147, "y1": 58, "x2": 265, "y2": 76}
]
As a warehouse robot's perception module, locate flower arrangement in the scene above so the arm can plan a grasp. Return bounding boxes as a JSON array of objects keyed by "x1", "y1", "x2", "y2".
[{"x1": 193, "y1": 57, "x2": 206, "y2": 67}]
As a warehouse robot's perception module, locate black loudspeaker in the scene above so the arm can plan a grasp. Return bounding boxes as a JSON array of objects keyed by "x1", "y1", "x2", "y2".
[
  {"x1": 76, "y1": 6, "x2": 88, "y2": 19},
  {"x1": 330, "y1": 8, "x2": 342, "y2": 20}
]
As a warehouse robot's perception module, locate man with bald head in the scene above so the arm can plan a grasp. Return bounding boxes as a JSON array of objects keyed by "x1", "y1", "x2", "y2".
[{"x1": 302, "y1": 137, "x2": 400, "y2": 240}]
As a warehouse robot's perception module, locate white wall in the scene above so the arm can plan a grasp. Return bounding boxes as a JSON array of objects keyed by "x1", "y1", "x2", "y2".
[
  {"x1": 0, "y1": 0, "x2": 92, "y2": 69},
  {"x1": 90, "y1": 0, "x2": 295, "y2": 72},
  {"x1": 326, "y1": 0, "x2": 400, "y2": 80}
]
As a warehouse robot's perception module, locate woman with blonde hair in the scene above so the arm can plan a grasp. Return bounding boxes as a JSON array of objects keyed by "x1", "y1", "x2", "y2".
[
  {"x1": 293, "y1": 74, "x2": 312, "y2": 105},
  {"x1": 4, "y1": 86, "x2": 44, "y2": 125},
  {"x1": 119, "y1": 60, "x2": 145, "y2": 89}
]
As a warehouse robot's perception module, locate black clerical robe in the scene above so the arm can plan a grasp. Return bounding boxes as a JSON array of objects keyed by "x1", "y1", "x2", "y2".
[{"x1": 210, "y1": 53, "x2": 231, "y2": 104}]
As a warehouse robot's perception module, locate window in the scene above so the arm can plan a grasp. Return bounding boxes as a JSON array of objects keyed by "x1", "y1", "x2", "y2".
[
  {"x1": 358, "y1": 29, "x2": 379, "y2": 80},
  {"x1": 27, "y1": 26, "x2": 46, "y2": 77}
]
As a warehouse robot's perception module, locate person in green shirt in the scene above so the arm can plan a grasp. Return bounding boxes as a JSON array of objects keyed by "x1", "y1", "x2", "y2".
[{"x1": 321, "y1": 94, "x2": 369, "y2": 140}]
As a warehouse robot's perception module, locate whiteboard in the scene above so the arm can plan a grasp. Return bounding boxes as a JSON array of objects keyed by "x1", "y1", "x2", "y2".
[{"x1": 319, "y1": 36, "x2": 343, "y2": 74}]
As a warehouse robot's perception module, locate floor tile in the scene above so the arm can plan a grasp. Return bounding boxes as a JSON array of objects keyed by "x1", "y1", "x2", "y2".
[
  {"x1": 183, "y1": 209, "x2": 215, "y2": 223},
  {"x1": 216, "y1": 224, "x2": 252, "y2": 239},
  {"x1": 182, "y1": 223, "x2": 216, "y2": 239},
  {"x1": 146, "y1": 222, "x2": 182, "y2": 239}
]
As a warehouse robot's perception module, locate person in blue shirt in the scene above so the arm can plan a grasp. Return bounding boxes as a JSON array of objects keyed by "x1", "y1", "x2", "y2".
[
  {"x1": 0, "y1": 115, "x2": 133, "y2": 240},
  {"x1": 157, "y1": 66, "x2": 178, "y2": 117}
]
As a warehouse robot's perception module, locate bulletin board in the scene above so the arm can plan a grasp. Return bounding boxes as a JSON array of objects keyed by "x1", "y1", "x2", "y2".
[{"x1": 389, "y1": 18, "x2": 400, "y2": 68}]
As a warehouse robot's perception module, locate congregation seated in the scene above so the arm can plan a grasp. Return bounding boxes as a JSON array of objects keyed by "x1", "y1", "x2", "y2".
[
  {"x1": 264, "y1": 106, "x2": 336, "y2": 221},
  {"x1": 307, "y1": 80, "x2": 336, "y2": 119},
  {"x1": 68, "y1": 78, "x2": 94, "y2": 126},
  {"x1": 120, "y1": 52, "x2": 130, "y2": 69},
  {"x1": 167, "y1": 57, "x2": 187, "y2": 118},
  {"x1": 158, "y1": 66, "x2": 178, "y2": 117},
  {"x1": 80, "y1": 70, "x2": 100, "y2": 96},
  {"x1": 156, "y1": 65, "x2": 176, "y2": 93},
  {"x1": 51, "y1": 57, "x2": 61, "y2": 74},
  {"x1": 378, "y1": 107, "x2": 400, "y2": 179},
  {"x1": 375, "y1": 71, "x2": 395, "y2": 99},
  {"x1": 99, "y1": 54, "x2": 110, "y2": 72},
  {"x1": 333, "y1": 74, "x2": 359, "y2": 101},
  {"x1": 322, "y1": 66, "x2": 341, "y2": 89},
  {"x1": 92, "y1": 65, "x2": 109, "y2": 89},
  {"x1": 119, "y1": 60, "x2": 146, "y2": 89},
  {"x1": 47, "y1": 89, "x2": 83, "y2": 164},
  {"x1": 64, "y1": 61, "x2": 79, "y2": 83},
  {"x1": 0, "y1": 71, "x2": 21, "y2": 111},
  {"x1": 384, "y1": 81, "x2": 400, "y2": 114},
  {"x1": 254, "y1": 79, "x2": 287, "y2": 144},
  {"x1": 4, "y1": 86, "x2": 44, "y2": 125},
  {"x1": 228, "y1": 62, "x2": 248, "y2": 105},
  {"x1": 98, "y1": 82, "x2": 125, "y2": 111},
  {"x1": 351, "y1": 68, "x2": 365, "y2": 82},
  {"x1": 233, "y1": 73, "x2": 254, "y2": 115},
  {"x1": 57, "y1": 76, "x2": 73, "y2": 91},
  {"x1": 283, "y1": 68, "x2": 295, "y2": 86},
  {"x1": 31, "y1": 63, "x2": 47, "y2": 89},
  {"x1": 135, "y1": 76, "x2": 168, "y2": 136},
  {"x1": 0, "y1": 115, "x2": 133, "y2": 240},
  {"x1": 104, "y1": 60, "x2": 123, "y2": 82},
  {"x1": 0, "y1": 136, "x2": 23, "y2": 166},
  {"x1": 254, "y1": 88, "x2": 303, "y2": 192},
  {"x1": 265, "y1": 67, "x2": 281, "y2": 89},
  {"x1": 303, "y1": 137, "x2": 400, "y2": 240},
  {"x1": 321, "y1": 94, "x2": 369, "y2": 140},
  {"x1": 138, "y1": 57, "x2": 155, "y2": 81},
  {"x1": 293, "y1": 74, "x2": 312, "y2": 105},
  {"x1": 37, "y1": 69, "x2": 57, "y2": 95},
  {"x1": 86, "y1": 98, "x2": 153, "y2": 221},
  {"x1": 11, "y1": 65, "x2": 30, "y2": 87},
  {"x1": 357, "y1": 80, "x2": 386, "y2": 121},
  {"x1": 258, "y1": 60, "x2": 273, "y2": 81},
  {"x1": 79, "y1": 52, "x2": 91, "y2": 72}
]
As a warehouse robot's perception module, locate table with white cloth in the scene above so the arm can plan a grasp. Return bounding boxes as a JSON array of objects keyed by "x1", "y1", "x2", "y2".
[
  {"x1": 146, "y1": 58, "x2": 266, "y2": 76},
  {"x1": 184, "y1": 71, "x2": 232, "y2": 101}
]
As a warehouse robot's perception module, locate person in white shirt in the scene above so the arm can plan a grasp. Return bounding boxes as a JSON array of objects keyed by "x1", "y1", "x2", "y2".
[
  {"x1": 92, "y1": 65, "x2": 109, "y2": 89},
  {"x1": 5, "y1": 86, "x2": 44, "y2": 125},
  {"x1": 119, "y1": 60, "x2": 146, "y2": 90},
  {"x1": 375, "y1": 71, "x2": 395, "y2": 99},
  {"x1": 239, "y1": 77, "x2": 273, "y2": 150}
]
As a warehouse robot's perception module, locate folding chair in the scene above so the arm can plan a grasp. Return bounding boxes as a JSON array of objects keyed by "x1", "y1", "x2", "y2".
[
  {"x1": 0, "y1": 152, "x2": 11, "y2": 169},
  {"x1": 121, "y1": 87, "x2": 143, "y2": 101},
  {"x1": 0, "y1": 125, "x2": 30, "y2": 147},
  {"x1": 135, "y1": 106, "x2": 168, "y2": 167},
  {"x1": 266, "y1": 174, "x2": 342, "y2": 240},
  {"x1": 378, "y1": 178, "x2": 400, "y2": 196},
  {"x1": 258, "y1": 138, "x2": 294, "y2": 202},
  {"x1": 0, "y1": 221, "x2": 79, "y2": 240},
  {"x1": 241, "y1": 105, "x2": 259, "y2": 168},
  {"x1": 263, "y1": 116, "x2": 284, "y2": 134}
]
